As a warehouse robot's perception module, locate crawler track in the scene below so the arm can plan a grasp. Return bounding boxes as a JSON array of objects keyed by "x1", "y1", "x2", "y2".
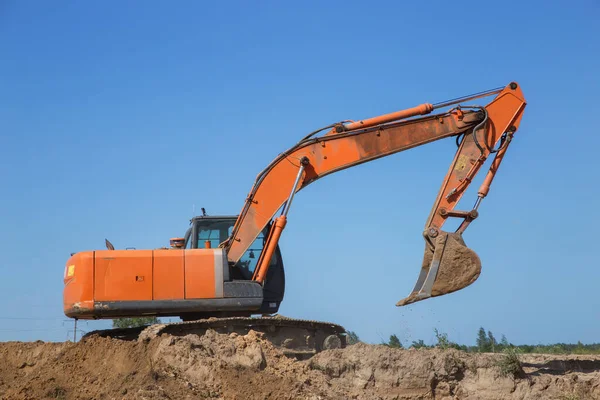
[{"x1": 82, "y1": 316, "x2": 347, "y2": 359}]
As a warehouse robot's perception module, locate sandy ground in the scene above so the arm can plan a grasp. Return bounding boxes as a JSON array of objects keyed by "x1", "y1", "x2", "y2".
[{"x1": 1, "y1": 329, "x2": 599, "y2": 400}]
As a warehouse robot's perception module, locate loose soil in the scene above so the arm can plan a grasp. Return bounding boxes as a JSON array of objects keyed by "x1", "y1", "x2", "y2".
[
  {"x1": 1, "y1": 328, "x2": 599, "y2": 399},
  {"x1": 397, "y1": 232, "x2": 482, "y2": 306}
]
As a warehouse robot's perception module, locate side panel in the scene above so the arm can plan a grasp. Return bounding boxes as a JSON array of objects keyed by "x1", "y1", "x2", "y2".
[
  {"x1": 94, "y1": 250, "x2": 153, "y2": 301},
  {"x1": 63, "y1": 251, "x2": 95, "y2": 315},
  {"x1": 185, "y1": 249, "x2": 216, "y2": 299},
  {"x1": 153, "y1": 250, "x2": 185, "y2": 300}
]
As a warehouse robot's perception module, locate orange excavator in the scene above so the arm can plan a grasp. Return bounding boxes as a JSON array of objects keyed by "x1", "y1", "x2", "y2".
[{"x1": 64, "y1": 82, "x2": 526, "y2": 355}]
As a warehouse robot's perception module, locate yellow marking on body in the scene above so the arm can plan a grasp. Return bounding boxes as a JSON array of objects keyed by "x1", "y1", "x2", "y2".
[{"x1": 455, "y1": 155, "x2": 468, "y2": 171}]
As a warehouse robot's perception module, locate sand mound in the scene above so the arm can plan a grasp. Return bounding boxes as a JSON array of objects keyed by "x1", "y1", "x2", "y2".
[{"x1": 1, "y1": 329, "x2": 599, "y2": 399}]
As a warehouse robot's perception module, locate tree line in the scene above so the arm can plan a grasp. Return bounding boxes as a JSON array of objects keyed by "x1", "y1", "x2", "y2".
[{"x1": 347, "y1": 326, "x2": 600, "y2": 355}]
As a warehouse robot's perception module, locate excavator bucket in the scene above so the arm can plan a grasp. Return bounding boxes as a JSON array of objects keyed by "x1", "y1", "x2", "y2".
[{"x1": 397, "y1": 231, "x2": 481, "y2": 306}]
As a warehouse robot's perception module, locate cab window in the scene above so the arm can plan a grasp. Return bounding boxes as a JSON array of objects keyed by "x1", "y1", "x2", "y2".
[{"x1": 197, "y1": 220, "x2": 233, "y2": 249}]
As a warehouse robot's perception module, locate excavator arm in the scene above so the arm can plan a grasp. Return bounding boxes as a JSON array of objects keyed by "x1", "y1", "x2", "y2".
[{"x1": 222, "y1": 82, "x2": 526, "y2": 306}]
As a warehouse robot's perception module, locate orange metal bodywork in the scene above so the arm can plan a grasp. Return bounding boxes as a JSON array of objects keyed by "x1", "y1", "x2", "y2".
[
  {"x1": 425, "y1": 84, "x2": 526, "y2": 232},
  {"x1": 153, "y1": 250, "x2": 185, "y2": 300},
  {"x1": 184, "y1": 251, "x2": 216, "y2": 299},
  {"x1": 63, "y1": 252, "x2": 95, "y2": 314},
  {"x1": 94, "y1": 250, "x2": 153, "y2": 301},
  {"x1": 63, "y1": 249, "x2": 221, "y2": 318}
]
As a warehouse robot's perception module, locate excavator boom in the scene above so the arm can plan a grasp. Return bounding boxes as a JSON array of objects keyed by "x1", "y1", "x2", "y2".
[{"x1": 224, "y1": 82, "x2": 526, "y2": 305}]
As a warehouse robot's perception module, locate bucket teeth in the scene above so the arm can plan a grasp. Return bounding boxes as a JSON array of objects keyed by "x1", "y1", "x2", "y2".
[{"x1": 397, "y1": 231, "x2": 481, "y2": 307}]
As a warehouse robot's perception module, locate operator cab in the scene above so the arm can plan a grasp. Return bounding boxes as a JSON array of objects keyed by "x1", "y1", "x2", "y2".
[{"x1": 183, "y1": 215, "x2": 285, "y2": 314}]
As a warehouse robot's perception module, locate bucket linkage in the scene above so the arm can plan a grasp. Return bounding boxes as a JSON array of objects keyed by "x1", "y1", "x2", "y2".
[{"x1": 397, "y1": 82, "x2": 526, "y2": 306}]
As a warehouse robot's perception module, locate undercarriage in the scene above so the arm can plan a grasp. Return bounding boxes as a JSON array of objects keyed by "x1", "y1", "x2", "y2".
[{"x1": 82, "y1": 315, "x2": 347, "y2": 359}]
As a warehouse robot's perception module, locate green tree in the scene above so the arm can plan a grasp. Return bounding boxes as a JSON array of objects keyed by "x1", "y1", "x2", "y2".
[
  {"x1": 476, "y1": 327, "x2": 490, "y2": 352},
  {"x1": 411, "y1": 339, "x2": 428, "y2": 349},
  {"x1": 488, "y1": 330, "x2": 497, "y2": 353},
  {"x1": 346, "y1": 330, "x2": 360, "y2": 345},
  {"x1": 434, "y1": 328, "x2": 450, "y2": 349},
  {"x1": 433, "y1": 328, "x2": 463, "y2": 350},
  {"x1": 388, "y1": 334, "x2": 403, "y2": 348},
  {"x1": 520, "y1": 344, "x2": 534, "y2": 353},
  {"x1": 112, "y1": 317, "x2": 161, "y2": 329},
  {"x1": 500, "y1": 334, "x2": 509, "y2": 348}
]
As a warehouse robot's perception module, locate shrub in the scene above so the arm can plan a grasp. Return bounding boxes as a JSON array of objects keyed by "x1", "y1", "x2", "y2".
[{"x1": 496, "y1": 347, "x2": 525, "y2": 378}]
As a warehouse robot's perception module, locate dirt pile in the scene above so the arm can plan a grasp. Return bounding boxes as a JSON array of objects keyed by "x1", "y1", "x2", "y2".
[
  {"x1": 1, "y1": 329, "x2": 599, "y2": 400},
  {"x1": 310, "y1": 344, "x2": 600, "y2": 399}
]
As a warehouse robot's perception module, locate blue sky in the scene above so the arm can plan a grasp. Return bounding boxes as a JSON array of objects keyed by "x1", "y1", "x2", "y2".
[{"x1": 1, "y1": 0, "x2": 599, "y2": 345}]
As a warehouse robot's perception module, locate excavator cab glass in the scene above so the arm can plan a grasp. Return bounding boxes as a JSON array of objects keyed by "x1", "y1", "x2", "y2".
[
  {"x1": 195, "y1": 219, "x2": 232, "y2": 249},
  {"x1": 185, "y1": 215, "x2": 285, "y2": 286}
]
